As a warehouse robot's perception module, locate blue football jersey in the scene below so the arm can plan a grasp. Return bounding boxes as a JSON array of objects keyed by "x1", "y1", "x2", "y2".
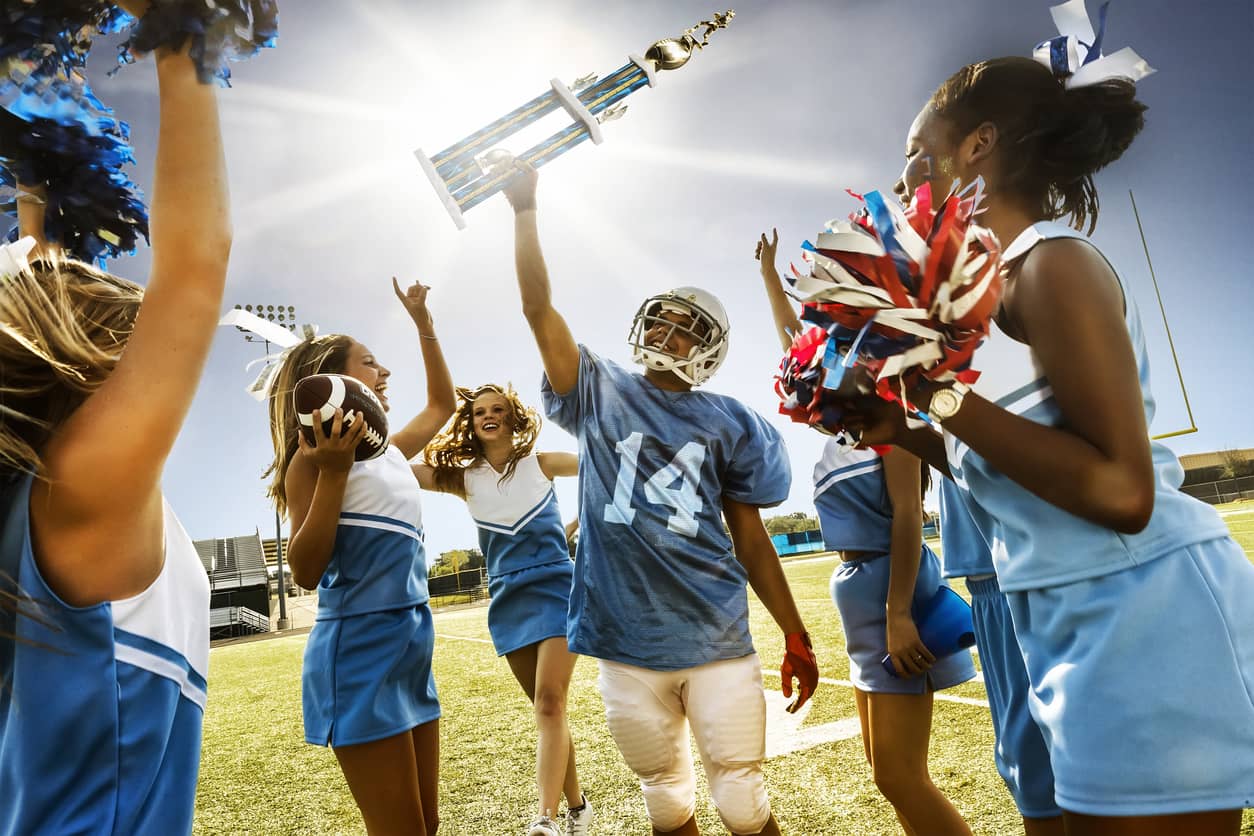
[
  {"x1": 542, "y1": 346, "x2": 791, "y2": 670},
  {"x1": 946, "y1": 223, "x2": 1230, "y2": 591},
  {"x1": 316, "y1": 444, "x2": 430, "y2": 619},
  {"x1": 465, "y1": 454, "x2": 570, "y2": 578},
  {"x1": 936, "y1": 478, "x2": 995, "y2": 578},
  {"x1": 0, "y1": 474, "x2": 209, "y2": 836},
  {"x1": 812, "y1": 439, "x2": 894, "y2": 553}
]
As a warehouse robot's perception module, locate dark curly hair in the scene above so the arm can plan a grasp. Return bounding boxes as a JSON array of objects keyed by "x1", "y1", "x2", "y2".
[{"x1": 929, "y1": 56, "x2": 1146, "y2": 233}]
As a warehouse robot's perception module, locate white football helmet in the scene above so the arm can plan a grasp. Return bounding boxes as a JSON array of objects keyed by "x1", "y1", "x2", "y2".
[{"x1": 628, "y1": 286, "x2": 730, "y2": 386}]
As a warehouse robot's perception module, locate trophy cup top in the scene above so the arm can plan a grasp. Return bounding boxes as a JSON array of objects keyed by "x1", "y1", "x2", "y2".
[{"x1": 644, "y1": 10, "x2": 734, "y2": 72}]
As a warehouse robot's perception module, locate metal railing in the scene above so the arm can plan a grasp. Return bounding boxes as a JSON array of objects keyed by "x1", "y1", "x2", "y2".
[
  {"x1": 210, "y1": 606, "x2": 271, "y2": 636},
  {"x1": 1181, "y1": 476, "x2": 1254, "y2": 505},
  {"x1": 236, "y1": 606, "x2": 270, "y2": 633}
]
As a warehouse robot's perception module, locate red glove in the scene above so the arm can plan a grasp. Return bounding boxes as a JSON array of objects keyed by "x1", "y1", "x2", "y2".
[{"x1": 780, "y1": 631, "x2": 818, "y2": 713}]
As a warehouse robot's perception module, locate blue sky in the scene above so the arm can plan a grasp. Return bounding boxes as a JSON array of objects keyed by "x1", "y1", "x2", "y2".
[{"x1": 83, "y1": 0, "x2": 1254, "y2": 557}]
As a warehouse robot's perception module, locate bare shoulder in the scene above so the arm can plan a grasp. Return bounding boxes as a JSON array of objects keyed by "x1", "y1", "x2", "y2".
[
  {"x1": 412, "y1": 460, "x2": 463, "y2": 496},
  {"x1": 537, "y1": 451, "x2": 578, "y2": 479},
  {"x1": 1008, "y1": 237, "x2": 1124, "y2": 322}
]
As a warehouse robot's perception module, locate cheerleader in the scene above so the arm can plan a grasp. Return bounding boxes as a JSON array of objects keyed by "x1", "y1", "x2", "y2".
[
  {"x1": 756, "y1": 234, "x2": 975, "y2": 835},
  {"x1": 264, "y1": 280, "x2": 455, "y2": 835},
  {"x1": 847, "y1": 48, "x2": 1254, "y2": 835},
  {"x1": 0, "y1": 8, "x2": 236, "y2": 833},
  {"x1": 416, "y1": 384, "x2": 591, "y2": 836}
]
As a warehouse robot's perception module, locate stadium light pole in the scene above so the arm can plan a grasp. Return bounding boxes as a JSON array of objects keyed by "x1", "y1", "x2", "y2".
[{"x1": 233, "y1": 302, "x2": 297, "y2": 631}]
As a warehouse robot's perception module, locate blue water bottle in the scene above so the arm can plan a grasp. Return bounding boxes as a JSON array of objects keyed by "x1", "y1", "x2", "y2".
[{"x1": 881, "y1": 586, "x2": 975, "y2": 677}]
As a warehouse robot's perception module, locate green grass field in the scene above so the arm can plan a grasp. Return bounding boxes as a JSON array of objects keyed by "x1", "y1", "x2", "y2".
[{"x1": 196, "y1": 505, "x2": 1254, "y2": 835}]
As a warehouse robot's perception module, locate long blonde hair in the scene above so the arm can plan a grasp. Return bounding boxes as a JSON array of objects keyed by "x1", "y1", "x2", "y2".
[
  {"x1": 0, "y1": 253, "x2": 143, "y2": 476},
  {"x1": 424, "y1": 383, "x2": 540, "y2": 498},
  {"x1": 263, "y1": 334, "x2": 354, "y2": 518}
]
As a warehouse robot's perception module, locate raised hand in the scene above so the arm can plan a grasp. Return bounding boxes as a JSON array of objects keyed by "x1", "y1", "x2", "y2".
[
  {"x1": 755, "y1": 227, "x2": 780, "y2": 279},
  {"x1": 392, "y1": 276, "x2": 435, "y2": 335},
  {"x1": 780, "y1": 631, "x2": 819, "y2": 713},
  {"x1": 502, "y1": 157, "x2": 539, "y2": 213}
]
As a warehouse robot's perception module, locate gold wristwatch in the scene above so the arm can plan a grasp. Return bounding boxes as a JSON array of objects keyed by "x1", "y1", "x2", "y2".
[{"x1": 927, "y1": 382, "x2": 969, "y2": 424}]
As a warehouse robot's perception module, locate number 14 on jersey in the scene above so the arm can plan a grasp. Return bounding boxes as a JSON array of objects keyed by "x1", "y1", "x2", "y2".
[{"x1": 604, "y1": 432, "x2": 707, "y2": 538}]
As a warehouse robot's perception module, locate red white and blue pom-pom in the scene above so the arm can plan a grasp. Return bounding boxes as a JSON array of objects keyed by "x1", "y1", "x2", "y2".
[{"x1": 775, "y1": 180, "x2": 1004, "y2": 438}]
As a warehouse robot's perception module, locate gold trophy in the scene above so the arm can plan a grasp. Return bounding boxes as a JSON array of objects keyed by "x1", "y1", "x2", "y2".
[{"x1": 415, "y1": 11, "x2": 734, "y2": 229}]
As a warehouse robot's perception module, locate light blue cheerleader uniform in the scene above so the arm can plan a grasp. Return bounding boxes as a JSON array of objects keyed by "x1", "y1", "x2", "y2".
[
  {"x1": 947, "y1": 221, "x2": 1254, "y2": 815},
  {"x1": 937, "y1": 479, "x2": 1059, "y2": 819},
  {"x1": 464, "y1": 453, "x2": 573, "y2": 657},
  {"x1": 814, "y1": 439, "x2": 975, "y2": 694},
  {"x1": 0, "y1": 474, "x2": 209, "y2": 836},
  {"x1": 303, "y1": 444, "x2": 440, "y2": 747},
  {"x1": 541, "y1": 346, "x2": 790, "y2": 671}
]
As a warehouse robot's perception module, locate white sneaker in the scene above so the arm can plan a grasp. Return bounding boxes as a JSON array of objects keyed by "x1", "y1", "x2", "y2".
[
  {"x1": 566, "y1": 796, "x2": 593, "y2": 836},
  {"x1": 527, "y1": 815, "x2": 561, "y2": 836}
]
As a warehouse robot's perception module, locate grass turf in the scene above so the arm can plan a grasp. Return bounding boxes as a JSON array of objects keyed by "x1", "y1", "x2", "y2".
[{"x1": 196, "y1": 507, "x2": 1254, "y2": 835}]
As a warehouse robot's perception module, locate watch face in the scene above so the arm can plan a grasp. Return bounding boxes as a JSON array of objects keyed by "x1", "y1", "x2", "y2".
[{"x1": 932, "y1": 388, "x2": 960, "y2": 419}]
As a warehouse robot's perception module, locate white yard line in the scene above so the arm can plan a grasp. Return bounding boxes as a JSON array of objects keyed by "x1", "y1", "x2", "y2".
[
  {"x1": 435, "y1": 631, "x2": 991, "y2": 757},
  {"x1": 436, "y1": 633, "x2": 990, "y2": 707},
  {"x1": 765, "y1": 698, "x2": 863, "y2": 758},
  {"x1": 761, "y1": 669, "x2": 990, "y2": 708},
  {"x1": 436, "y1": 633, "x2": 494, "y2": 645},
  {"x1": 781, "y1": 553, "x2": 841, "y2": 567}
]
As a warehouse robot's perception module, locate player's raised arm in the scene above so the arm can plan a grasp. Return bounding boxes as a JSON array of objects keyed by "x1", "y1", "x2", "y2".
[
  {"x1": 47, "y1": 44, "x2": 230, "y2": 495},
  {"x1": 31, "y1": 36, "x2": 232, "y2": 604},
  {"x1": 755, "y1": 227, "x2": 802, "y2": 352},
  {"x1": 389, "y1": 279, "x2": 456, "y2": 459},
  {"x1": 502, "y1": 161, "x2": 580, "y2": 396}
]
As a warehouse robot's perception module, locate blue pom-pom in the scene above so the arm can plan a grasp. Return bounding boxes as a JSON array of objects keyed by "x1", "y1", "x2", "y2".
[
  {"x1": 2, "y1": 51, "x2": 121, "y2": 133},
  {"x1": 0, "y1": 0, "x2": 278, "y2": 261},
  {"x1": 1, "y1": 110, "x2": 148, "y2": 262},
  {"x1": 0, "y1": 2, "x2": 132, "y2": 68},
  {"x1": 1, "y1": 1, "x2": 133, "y2": 130},
  {"x1": 117, "y1": 0, "x2": 278, "y2": 86}
]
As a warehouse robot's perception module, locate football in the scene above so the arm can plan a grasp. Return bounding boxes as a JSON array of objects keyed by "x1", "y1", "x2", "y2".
[{"x1": 293, "y1": 373, "x2": 389, "y2": 461}]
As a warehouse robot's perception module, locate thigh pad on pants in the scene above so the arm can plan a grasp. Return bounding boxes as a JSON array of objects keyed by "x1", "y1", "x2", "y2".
[{"x1": 600, "y1": 665, "x2": 696, "y2": 830}]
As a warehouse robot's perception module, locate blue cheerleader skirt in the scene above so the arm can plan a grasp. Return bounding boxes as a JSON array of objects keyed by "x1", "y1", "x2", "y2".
[
  {"x1": 1006, "y1": 538, "x2": 1254, "y2": 815},
  {"x1": 303, "y1": 604, "x2": 441, "y2": 747},
  {"x1": 487, "y1": 558, "x2": 573, "y2": 657},
  {"x1": 967, "y1": 574, "x2": 1060, "y2": 819},
  {"x1": 830, "y1": 545, "x2": 976, "y2": 694}
]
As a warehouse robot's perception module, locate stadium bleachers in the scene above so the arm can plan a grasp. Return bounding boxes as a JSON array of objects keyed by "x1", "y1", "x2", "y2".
[{"x1": 194, "y1": 534, "x2": 272, "y2": 639}]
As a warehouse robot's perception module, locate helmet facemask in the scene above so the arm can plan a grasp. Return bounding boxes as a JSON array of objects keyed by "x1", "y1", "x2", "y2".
[{"x1": 628, "y1": 288, "x2": 729, "y2": 386}]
